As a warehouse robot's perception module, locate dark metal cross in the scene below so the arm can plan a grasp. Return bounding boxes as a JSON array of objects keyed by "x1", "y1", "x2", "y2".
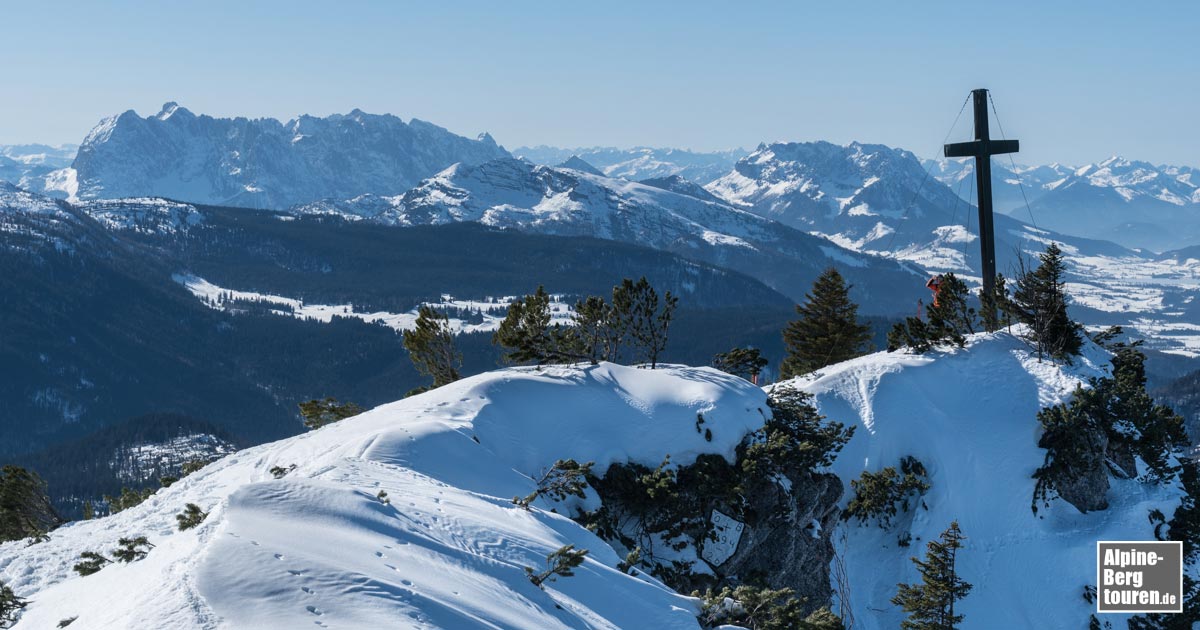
[{"x1": 944, "y1": 88, "x2": 1018, "y2": 321}]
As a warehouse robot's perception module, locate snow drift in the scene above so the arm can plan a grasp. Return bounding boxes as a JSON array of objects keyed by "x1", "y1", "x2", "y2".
[{"x1": 0, "y1": 363, "x2": 766, "y2": 629}]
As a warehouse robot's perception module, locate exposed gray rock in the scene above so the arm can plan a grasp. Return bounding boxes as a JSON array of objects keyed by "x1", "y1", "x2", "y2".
[
  {"x1": 1052, "y1": 425, "x2": 1110, "y2": 513},
  {"x1": 710, "y1": 471, "x2": 843, "y2": 604},
  {"x1": 588, "y1": 455, "x2": 843, "y2": 614}
]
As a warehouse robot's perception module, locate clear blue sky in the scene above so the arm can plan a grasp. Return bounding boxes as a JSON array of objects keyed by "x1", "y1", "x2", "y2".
[{"x1": 1, "y1": 1, "x2": 1195, "y2": 165}]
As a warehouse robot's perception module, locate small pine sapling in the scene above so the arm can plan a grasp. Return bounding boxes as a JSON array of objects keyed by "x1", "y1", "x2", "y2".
[
  {"x1": 112, "y1": 536, "x2": 155, "y2": 563},
  {"x1": 298, "y1": 397, "x2": 364, "y2": 430},
  {"x1": 893, "y1": 521, "x2": 972, "y2": 630},
  {"x1": 0, "y1": 579, "x2": 27, "y2": 628},
  {"x1": 176, "y1": 503, "x2": 208, "y2": 531},
  {"x1": 514, "y1": 459, "x2": 594, "y2": 509},
  {"x1": 72, "y1": 551, "x2": 111, "y2": 576},
  {"x1": 526, "y1": 544, "x2": 589, "y2": 587},
  {"x1": 617, "y1": 547, "x2": 642, "y2": 574}
]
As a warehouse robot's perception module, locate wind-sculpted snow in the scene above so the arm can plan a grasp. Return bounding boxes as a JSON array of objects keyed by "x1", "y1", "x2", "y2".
[
  {"x1": 0, "y1": 363, "x2": 766, "y2": 629},
  {"x1": 790, "y1": 332, "x2": 1185, "y2": 629},
  {"x1": 41, "y1": 103, "x2": 509, "y2": 209}
]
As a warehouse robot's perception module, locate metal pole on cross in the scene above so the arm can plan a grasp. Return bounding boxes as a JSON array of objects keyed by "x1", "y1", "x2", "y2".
[{"x1": 943, "y1": 89, "x2": 1019, "y2": 323}]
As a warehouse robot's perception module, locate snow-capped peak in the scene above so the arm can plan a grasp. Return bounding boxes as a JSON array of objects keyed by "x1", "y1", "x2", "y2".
[
  {"x1": 154, "y1": 102, "x2": 186, "y2": 121},
  {"x1": 54, "y1": 106, "x2": 512, "y2": 209}
]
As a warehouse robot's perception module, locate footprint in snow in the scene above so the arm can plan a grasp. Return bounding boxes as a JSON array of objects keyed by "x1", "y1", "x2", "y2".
[
  {"x1": 401, "y1": 579, "x2": 413, "y2": 586},
  {"x1": 301, "y1": 587, "x2": 314, "y2": 594},
  {"x1": 250, "y1": 541, "x2": 260, "y2": 546},
  {"x1": 288, "y1": 569, "x2": 305, "y2": 576},
  {"x1": 274, "y1": 554, "x2": 284, "y2": 560},
  {"x1": 375, "y1": 551, "x2": 385, "y2": 558},
  {"x1": 306, "y1": 606, "x2": 322, "y2": 616}
]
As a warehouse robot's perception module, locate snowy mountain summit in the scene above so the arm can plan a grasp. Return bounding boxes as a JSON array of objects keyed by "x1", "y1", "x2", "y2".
[
  {"x1": 2, "y1": 333, "x2": 1185, "y2": 629},
  {"x1": 39, "y1": 103, "x2": 509, "y2": 209}
]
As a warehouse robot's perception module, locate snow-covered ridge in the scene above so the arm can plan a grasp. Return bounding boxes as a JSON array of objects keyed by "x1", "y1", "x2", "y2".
[
  {"x1": 2, "y1": 332, "x2": 1184, "y2": 629},
  {"x1": 790, "y1": 332, "x2": 1183, "y2": 629},
  {"x1": 1, "y1": 363, "x2": 766, "y2": 629},
  {"x1": 83, "y1": 198, "x2": 204, "y2": 234},
  {"x1": 173, "y1": 273, "x2": 574, "y2": 334}
]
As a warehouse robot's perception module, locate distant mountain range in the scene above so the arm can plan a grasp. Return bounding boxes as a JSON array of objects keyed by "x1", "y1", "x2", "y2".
[
  {"x1": 925, "y1": 156, "x2": 1200, "y2": 251},
  {"x1": 292, "y1": 155, "x2": 927, "y2": 311},
  {"x1": 22, "y1": 103, "x2": 509, "y2": 209},
  {"x1": 514, "y1": 145, "x2": 747, "y2": 183},
  {"x1": 0, "y1": 143, "x2": 76, "y2": 191}
]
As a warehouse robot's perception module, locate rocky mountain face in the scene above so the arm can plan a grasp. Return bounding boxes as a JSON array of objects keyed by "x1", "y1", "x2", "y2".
[
  {"x1": 928, "y1": 156, "x2": 1200, "y2": 252},
  {"x1": 294, "y1": 156, "x2": 927, "y2": 313},
  {"x1": 515, "y1": 145, "x2": 747, "y2": 183},
  {"x1": 35, "y1": 103, "x2": 509, "y2": 209}
]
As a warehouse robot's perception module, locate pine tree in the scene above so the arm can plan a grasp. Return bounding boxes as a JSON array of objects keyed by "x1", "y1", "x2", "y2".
[
  {"x1": 572, "y1": 295, "x2": 623, "y2": 363},
  {"x1": 0, "y1": 579, "x2": 27, "y2": 628},
  {"x1": 525, "y1": 544, "x2": 589, "y2": 587},
  {"x1": 1011, "y1": 243, "x2": 1082, "y2": 359},
  {"x1": 112, "y1": 536, "x2": 154, "y2": 562},
  {"x1": 103, "y1": 486, "x2": 155, "y2": 515},
  {"x1": 924, "y1": 274, "x2": 975, "y2": 347},
  {"x1": 493, "y1": 286, "x2": 583, "y2": 365},
  {"x1": 176, "y1": 503, "x2": 208, "y2": 531},
  {"x1": 73, "y1": 551, "x2": 111, "y2": 576},
  {"x1": 781, "y1": 268, "x2": 872, "y2": 378},
  {"x1": 712, "y1": 347, "x2": 769, "y2": 382},
  {"x1": 513, "y1": 459, "x2": 594, "y2": 509},
  {"x1": 611, "y1": 277, "x2": 677, "y2": 369},
  {"x1": 298, "y1": 397, "x2": 364, "y2": 430},
  {"x1": 978, "y1": 273, "x2": 1012, "y2": 333},
  {"x1": 742, "y1": 386, "x2": 854, "y2": 478},
  {"x1": 892, "y1": 521, "x2": 972, "y2": 630},
  {"x1": 403, "y1": 305, "x2": 462, "y2": 390},
  {"x1": 887, "y1": 274, "x2": 976, "y2": 352},
  {"x1": 0, "y1": 465, "x2": 60, "y2": 543}
]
